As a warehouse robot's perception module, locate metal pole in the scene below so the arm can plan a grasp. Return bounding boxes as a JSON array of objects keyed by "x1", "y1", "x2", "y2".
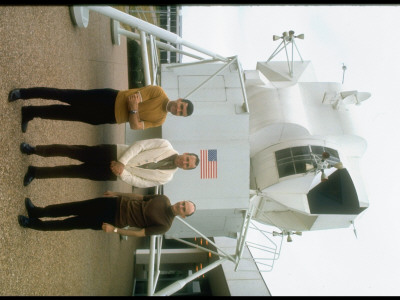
[
  {"x1": 291, "y1": 39, "x2": 294, "y2": 76},
  {"x1": 147, "y1": 235, "x2": 156, "y2": 296},
  {"x1": 140, "y1": 31, "x2": 151, "y2": 86},
  {"x1": 266, "y1": 40, "x2": 285, "y2": 62},
  {"x1": 236, "y1": 57, "x2": 249, "y2": 113},
  {"x1": 148, "y1": 34, "x2": 157, "y2": 85},
  {"x1": 341, "y1": 64, "x2": 347, "y2": 84},
  {"x1": 151, "y1": 35, "x2": 160, "y2": 70},
  {"x1": 85, "y1": 6, "x2": 228, "y2": 61},
  {"x1": 293, "y1": 39, "x2": 304, "y2": 62},
  {"x1": 234, "y1": 204, "x2": 256, "y2": 271},
  {"x1": 152, "y1": 235, "x2": 163, "y2": 294},
  {"x1": 117, "y1": 28, "x2": 205, "y2": 61},
  {"x1": 171, "y1": 237, "x2": 228, "y2": 258},
  {"x1": 174, "y1": 217, "x2": 236, "y2": 263},
  {"x1": 249, "y1": 218, "x2": 282, "y2": 260},
  {"x1": 235, "y1": 209, "x2": 250, "y2": 257},
  {"x1": 130, "y1": 9, "x2": 168, "y2": 14},
  {"x1": 183, "y1": 57, "x2": 237, "y2": 99},
  {"x1": 246, "y1": 242, "x2": 280, "y2": 256},
  {"x1": 282, "y1": 39, "x2": 291, "y2": 76},
  {"x1": 153, "y1": 258, "x2": 229, "y2": 296},
  {"x1": 166, "y1": 58, "x2": 221, "y2": 69}
]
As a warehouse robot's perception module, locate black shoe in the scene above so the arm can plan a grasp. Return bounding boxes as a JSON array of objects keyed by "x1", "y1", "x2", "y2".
[
  {"x1": 23, "y1": 166, "x2": 36, "y2": 186},
  {"x1": 8, "y1": 89, "x2": 21, "y2": 102},
  {"x1": 25, "y1": 198, "x2": 37, "y2": 218},
  {"x1": 20, "y1": 142, "x2": 35, "y2": 155},
  {"x1": 21, "y1": 107, "x2": 32, "y2": 133},
  {"x1": 18, "y1": 215, "x2": 31, "y2": 228}
]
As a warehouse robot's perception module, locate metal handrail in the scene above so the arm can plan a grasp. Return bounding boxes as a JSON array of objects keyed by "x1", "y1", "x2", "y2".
[
  {"x1": 174, "y1": 217, "x2": 236, "y2": 263},
  {"x1": 139, "y1": 31, "x2": 151, "y2": 86},
  {"x1": 85, "y1": 6, "x2": 228, "y2": 61},
  {"x1": 153, "y1": 258, "x2": 229, "y2": 296},
  {"x1": 117, "y1": 27, "x2": 205, "y2": 60}
]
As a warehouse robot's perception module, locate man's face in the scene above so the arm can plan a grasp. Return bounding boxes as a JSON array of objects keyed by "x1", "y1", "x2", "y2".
[
  {"x1": 173, "y1": 201, "x2": 195, "y2": 218},
  {"x1": 170, "y1": 99, "x2": 188, "y2": 117},
  {"x1": 175, "y1": 153, "x2": 197, "y2": 170}
]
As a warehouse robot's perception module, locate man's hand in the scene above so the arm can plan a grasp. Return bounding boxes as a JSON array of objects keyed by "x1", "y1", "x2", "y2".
[
  {"x1": 110, "y1": 161, "x2": 125, "y2": 176},
  {"x1": 136, "y1": 91, "x2": 143, "y2": 103},
  {"x1": 102, "y1": 223, "x2": 116, "y2": 233},
  {"x1": 127, "y1": 92, "x2": 144, "y2": 130},
  {"x1": 128, "y1": 92, "x2": 142, "y2": 109}
]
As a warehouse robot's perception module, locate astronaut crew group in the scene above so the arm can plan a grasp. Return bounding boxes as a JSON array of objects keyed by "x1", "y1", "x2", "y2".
[{"x1": 9, "y1": 85, "x2": 200, "y2": 237}]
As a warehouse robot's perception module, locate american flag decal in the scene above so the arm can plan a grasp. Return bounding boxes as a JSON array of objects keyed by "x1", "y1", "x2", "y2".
[{"x1": 200, "y1": 149, "x2": 217, "y2": 179}]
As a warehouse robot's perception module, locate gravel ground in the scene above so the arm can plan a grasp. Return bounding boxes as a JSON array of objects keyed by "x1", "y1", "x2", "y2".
[{"x1": 0, "y1": 6, "x2": 143, "y2": 295}]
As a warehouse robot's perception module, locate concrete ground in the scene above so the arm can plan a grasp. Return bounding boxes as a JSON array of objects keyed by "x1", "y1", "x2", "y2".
[{"x1": 0, "y1": 6, "x2": 144, "y2": 295}]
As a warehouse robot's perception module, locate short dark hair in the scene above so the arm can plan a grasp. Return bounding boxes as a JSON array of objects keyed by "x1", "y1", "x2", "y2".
[
  {"x1": 187, "y1": 153, "x2": 199, "y2": 169},
  {"x1": 186, "y1": 201, "x2": 196, "y2": 217},
  {"x1": 182, "y1": 99, "x2": 194, "y2": 116}
]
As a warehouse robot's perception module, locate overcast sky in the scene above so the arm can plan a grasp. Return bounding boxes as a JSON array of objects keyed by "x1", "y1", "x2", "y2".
[{"x1": 182, "y1": 5, "x2": 400, "y2": 296}]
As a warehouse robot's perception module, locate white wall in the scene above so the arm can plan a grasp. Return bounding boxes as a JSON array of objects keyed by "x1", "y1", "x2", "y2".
[{"x1": 160, "y1": 62, "x2": 251, "y2": 238}]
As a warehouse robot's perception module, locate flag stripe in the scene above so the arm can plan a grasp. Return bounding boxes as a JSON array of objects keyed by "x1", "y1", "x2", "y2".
[{"x1": 201, "y1": 150, "x2": 206, "y2": 178}]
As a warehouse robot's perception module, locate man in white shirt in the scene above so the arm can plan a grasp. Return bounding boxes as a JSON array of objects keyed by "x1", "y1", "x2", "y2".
[{"x1": 21, "y1": 138, "x2": 199, "y2": 187}]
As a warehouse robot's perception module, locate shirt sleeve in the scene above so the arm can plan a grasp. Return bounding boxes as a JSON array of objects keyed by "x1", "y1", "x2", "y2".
[
  {"x1": 139, "y1": 85, "x2": 164, "y2": 102},
  {"x1": 117, "y1": 138, "x2": 173, "y2": 166},
  {"x1": 119, "y1": 169, "x2": 168, "y2": 188}
]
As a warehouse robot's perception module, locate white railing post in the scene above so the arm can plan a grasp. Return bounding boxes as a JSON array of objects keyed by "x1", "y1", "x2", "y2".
[
  {"x1": 174, "y1": 217, "x2": 236, "y2": 263},
  {"x1": 171, "y1": 237, "x2": 230, "y2": 259},
  {"x1": 167, "y1": 58, "x2": 221, "y2": 69},
  {"x1": 153, "y1": 258, "x2": 229, "y2": 296},
  {"x1": 154, "y1": 235, "x2": 163, "y2": 293},
  {"x1": 139, "y1": 31, "x2": 151, "y2": 86},
  {"x1": 234, "y1": 200, "x2": 256, "y2": 270},
  {"x1": 236, "y1": 56, "x2": 249, "y2": 113},
  {"x1": 148, "y1": 34, "x2": 157, "y2": 85},
  {"x1": 117, "y1": 27, "x2": 205, "y2": 60},
  {"x1": 147, "y1": 235, "x2": 156, "y2": 296}
]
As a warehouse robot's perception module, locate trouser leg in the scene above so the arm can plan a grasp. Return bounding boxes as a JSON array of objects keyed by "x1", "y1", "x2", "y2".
[
  {"x1": 35, "y1": 144, "x2": 117, "y2": 163},
  {"x1": 28, "y1": 197, "x2": 118, "y2": 231},
  {"x1": 26, "y1": 217, "x2": 100, "y2": 231},
  {"x1": 34, "y1": 197, "x2": 117, "y2": 218},
  {"x1": 33, "y1": 163, "x2": 117, "y2": 181},
  {"x1": 19, "y1": 87, "x2": 118, "y2": 104},
  {"x1": 20, "y1": 88, "x2": 118, "y2": 124},
  {"x1": 23, "y1": 105, "x2": 115, "y2": 125}
]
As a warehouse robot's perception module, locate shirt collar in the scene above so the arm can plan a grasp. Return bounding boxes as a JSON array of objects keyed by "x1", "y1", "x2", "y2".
[{"x1": 163, "y1": 99, "x2": 170, "y2": 112}]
